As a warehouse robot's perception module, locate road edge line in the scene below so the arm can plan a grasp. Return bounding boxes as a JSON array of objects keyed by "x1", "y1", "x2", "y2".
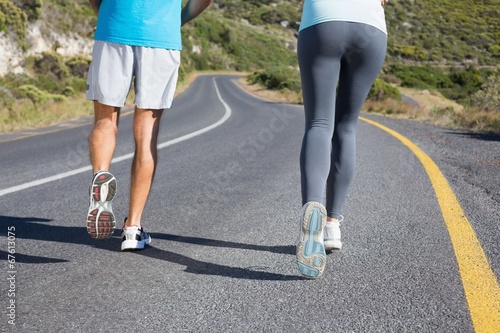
[
  {"x1": 360, "y1": 116, "x2": 499, "y2": 333},
  {"x1": 0, "y1": 78, "x2": 232, "y2": 197}
]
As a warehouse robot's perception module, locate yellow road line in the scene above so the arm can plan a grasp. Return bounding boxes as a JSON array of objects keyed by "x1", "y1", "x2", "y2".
[{"x1": 360, "y1": 116, "x2": 500, "y2": 333}]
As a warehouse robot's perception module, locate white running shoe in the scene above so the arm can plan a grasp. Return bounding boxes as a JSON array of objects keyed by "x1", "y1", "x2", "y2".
[
  {"x1": 86, "y1": 171, "x2": 116, "y2": 240},
  {"x1": 324, "y1": 216, "x2": 343, "y2": 250},
  {"x1": 121, "y1": 225, "x2": 151, "y2": 251},
  {"x1": 296, "y1": 202, "x2": 327, "y2": 279}
]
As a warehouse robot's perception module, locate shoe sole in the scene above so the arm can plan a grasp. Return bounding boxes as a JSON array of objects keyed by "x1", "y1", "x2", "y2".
[
  {"x1": 87, "y1": 172, "x2": 116, "y2": 240},
  {"x1": 296, "y1": 202, "x2": 327, "y2": 279},
  {"x1": 121, "y1": 236, "x2": 151, "y2": 251}
]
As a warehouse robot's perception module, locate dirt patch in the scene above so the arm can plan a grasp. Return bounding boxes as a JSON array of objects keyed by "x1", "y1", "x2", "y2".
[
  {"x1": 399, "y1": 87, "x2": 464, "y2": 112},
  {"x1": 235, "y1": 77, "x2": 302, "y2": 105}
]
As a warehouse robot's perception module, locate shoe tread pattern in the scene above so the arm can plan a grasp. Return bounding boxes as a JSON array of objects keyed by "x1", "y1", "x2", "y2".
[{"x1": 296, "y1": 202, "x2": 327, "y2": 279}]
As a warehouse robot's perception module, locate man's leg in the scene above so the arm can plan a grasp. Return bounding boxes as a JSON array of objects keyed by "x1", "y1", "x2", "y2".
[
  {"x1": 86, "y1": 101, "x2": 120, "y2": 239},
  {"x1": 125, "y1": 107, "x2": 163, "y2": 227},
  {"x1": 89, "y1": 101, "x2": 120, "y2": 171}
]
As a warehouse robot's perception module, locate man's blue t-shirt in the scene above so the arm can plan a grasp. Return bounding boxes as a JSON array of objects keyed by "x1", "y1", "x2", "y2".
[{"x1": 94, "y1": 0, "x2": 182, "y2": 50}]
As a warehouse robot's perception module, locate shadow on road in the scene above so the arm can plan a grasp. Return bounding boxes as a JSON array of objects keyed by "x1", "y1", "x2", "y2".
[
  {"x1": 132, "y1": 245, "x2": 301, "y2": 281},
  {"x1": 0, "y1": 215, "x2": 302, "y2": 281},
  {"x1": 445, "y1": 131, "x2": 500, "y2": 142},
  {"x1": 151, "y1": 233, "x2": 294, "y2": 255}
]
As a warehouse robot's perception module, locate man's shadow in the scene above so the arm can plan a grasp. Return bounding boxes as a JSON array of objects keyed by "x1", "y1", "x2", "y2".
[{"x1": 0, "y1": 215, "x2": 302, "y2": 280}]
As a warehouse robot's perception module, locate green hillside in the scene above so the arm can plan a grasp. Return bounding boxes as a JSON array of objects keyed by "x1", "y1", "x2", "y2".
[
  {"x1": 0, "y1": 0, "x2": 499, "y2": 132},
  {"x1": 385, "y1": 0, "x2": 499, "y2": 65},
  {"x1": 216, "y1": 0, "x2": 500, "y2": 65},
  {"x1": 2, "y1": 1, "x2": 498, "y2": 69}
]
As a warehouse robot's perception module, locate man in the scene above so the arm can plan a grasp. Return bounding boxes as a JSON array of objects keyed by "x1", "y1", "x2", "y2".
[{"x1": 86, "y1": 0, "x2": 211, "y2": 250}]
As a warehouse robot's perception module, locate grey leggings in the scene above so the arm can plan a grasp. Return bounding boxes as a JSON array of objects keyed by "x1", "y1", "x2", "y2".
[{"x1": 298, "y1": 21, "x2": 387, "y2": 218}]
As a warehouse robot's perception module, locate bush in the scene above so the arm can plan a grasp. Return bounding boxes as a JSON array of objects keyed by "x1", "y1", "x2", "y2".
[
  {"x1": 33, "y1": 52, "x2": 71, "y2": 80},
  {"x1": 489, "y1": 45, "x2": 500, "y2": 58},
  {"x1": 68, "y1": 77, "x2": 87, "y2": 93},
  {"x1": 12, "y1": 0, "x2": 42, "y2": 21},
  {"x1": 33, "y1": 74, "x2": 61, "y2": 94},
  {"x1": 471, "y1": 74, "x2": 500, "y2": 111},
  {"x1": 392, "y1": 45, "x2": 428, "y2": 61},
  {"x1": 0, "y1": 11, "x2": 6, "y2": 32},
  {"x1": 449, "y1": 67, "x2": 483, "y2": 95},
  {"x1": 387, "y1": 65, "x2": 454, "y2": 90},
  {"x1": 368, "y1": 78, "x2": 402, "y2": 101},
  {"x1": 17, "y1": 85, "x2": 49, "y2": 105},
  {"x1": 0, "y1": 0, "x2": 28, "y2": 49},
  {"x1": 193, "y1": 16, "x2": 230, "y2": 46},
  {"x1": 62, "y1": 86, "x2": 75, "y2": 97},
  {"x1": 247, "y1": 67, "x2": 301, "y2": 92},
  {"x1": 190, "y1": 53, "x2": 210, "y2": 71},
  {"x1": 65, "y1": 55, "x2": 91, "y2": 78},
  {"x1": 51, "y1": 94, "x2": 67, "y2": 102},
  {"x1": 0, "y1": 86, "x2": 15, "y2": 109},
  {"x1": 260, "y1": 2, "x2": 301, "y2": 29}
]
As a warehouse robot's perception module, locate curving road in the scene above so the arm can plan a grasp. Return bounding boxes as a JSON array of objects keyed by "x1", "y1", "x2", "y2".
[{"x1": 0, "y1": 75, "x2": 498, "y2": 332}]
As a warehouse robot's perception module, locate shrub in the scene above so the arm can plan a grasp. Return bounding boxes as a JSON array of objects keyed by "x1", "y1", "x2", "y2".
[
  {"x1": 68, "y1": 77, "x2": 87, "y2": 93},
  {"x1": 33, "y1": 52, "x2": 71, "y2": 80},
  {"x1": 190, "y1": 53, "x2": 210, "y2": 71},
  {"x1": 247, "y1": 67, "x2": 301, "y2": 92},
  {"x1": 193, "y1": 16, "x2": 230, "y2": 46},
  {"x1": 33, "y1": 74, "x2": 61, "y2": 94},
  {"x1": 449, "y1": 67, "x2": 483, "y2": 94},
  {"x1": 17, "y1": 85, "x2": 49, "y2": 105},
  {"x1": 393, "y1": 45, "x2": 428, "y2": 61},
  {"x1": 12, "y1": 0, "x2": 42, "y2": 21},
  {"x1": 368, "y1": 78, "x2": 402, "y2": 101},
  {"x1": 0, "y1": 10, "x2": 6, "y2": 32},
  {"x1": 177, "y1": 61, "x2": 189, "y2": 83},
  {"x1": 65, "y1": 55, "x2": 91, "y2": 78},
  {"x1": 51, "y1": 94, "x2": 67, "y2": 102},
  {"x1": 489, "y1": 45, "x2": 500, "y2": 58},
  {"x1": 62, "y1": 86, "x2": 75, "y2": 97},
  {"x1": 0, "y1": 86, "x2": 15, "y2": 109},
  {"x1": 471, "y1": 74, "x2": 500, "y2": 111},
  {"x1": 0, "y1": 0, "x2": 28, "y2": 49},
  {"x1": 259, "y1": 2, "x2": 301, "y2": 29},
  {"x1": 387, "y1": 65, "x2": 454, "y2": 90}
]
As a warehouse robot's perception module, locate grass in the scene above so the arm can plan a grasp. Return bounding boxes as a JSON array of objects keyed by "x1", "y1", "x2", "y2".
[
  {"x1": 0, "y1": 71, "x2": 231, "y2": 132},
  {"x1": 238, "y1": 78, "x2": 500, "y2": 134},
  {"x1": 0, "y1": 93, "x2": 93, "y2": 132},
  {"x1": 1, "y1": 72, "x2": 499, "y2": 134},
  {"x1": 2, "y1": 1, "x2": 498, "y2": 134}
]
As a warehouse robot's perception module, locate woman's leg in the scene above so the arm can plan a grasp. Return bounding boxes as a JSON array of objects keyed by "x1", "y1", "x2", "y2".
[
  {"x1": 298, "y1": 22, "x2": 343, "y2": 206},
  {"x1": 326, "y1": 23, "x2": 387, "y2": 218}
]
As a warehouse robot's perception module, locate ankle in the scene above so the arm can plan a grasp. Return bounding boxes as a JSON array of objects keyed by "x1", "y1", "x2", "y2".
[
  {"x1": 123, "y1": 218, "x2": 141, "y2": 229},
  {"x1": 326, "y1": 215, "x2": 344, "y2": 223}
]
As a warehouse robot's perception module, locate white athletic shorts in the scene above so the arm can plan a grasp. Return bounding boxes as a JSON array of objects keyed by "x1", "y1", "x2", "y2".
[{"x1": 86, "y1": 40, "x2": 180, "y2": 109}]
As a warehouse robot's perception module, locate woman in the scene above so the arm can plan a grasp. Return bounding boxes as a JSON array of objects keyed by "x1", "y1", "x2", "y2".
[{"x1": 296, "y1": 0, "x2": 389, "y2": 278}]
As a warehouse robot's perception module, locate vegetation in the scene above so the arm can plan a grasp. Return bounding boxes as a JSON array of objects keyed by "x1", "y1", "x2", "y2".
[
  {"x1": 0, "y1": 0, "x2": 28, "y2": 49},
  {"x1": 0, "y1": 0, "x2": 499, "y2": 133}
]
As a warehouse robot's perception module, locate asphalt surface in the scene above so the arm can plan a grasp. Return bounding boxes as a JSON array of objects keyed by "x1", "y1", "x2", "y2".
[{"x1": 0, "y1": 75, "x2": 498, "y2": 332}]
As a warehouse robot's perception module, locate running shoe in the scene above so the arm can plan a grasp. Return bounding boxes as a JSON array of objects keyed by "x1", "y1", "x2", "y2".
[
  {"x1": 86, "y1": 171, "x2": 116, "y2": 240},
  {"x1": 296, "y1": 201, "x2": 327, "y2": 279},
  {"x1": 121, "y1": 224, "x2": 151, "y2": 251},
  {"x1": 324, "y1": 216, "x2": 343, "y2": 250}
]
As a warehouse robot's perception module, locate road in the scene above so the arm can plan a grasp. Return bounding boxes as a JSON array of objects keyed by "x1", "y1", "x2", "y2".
[{"x1": 1, "y1": 75, "x2": 499, "y2": 332}]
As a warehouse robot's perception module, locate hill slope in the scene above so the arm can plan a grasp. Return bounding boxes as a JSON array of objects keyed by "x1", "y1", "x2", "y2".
[
  {"x1": 1, "y1": 0, "x2": 499, "y2": 74},
  {"x1": 0, "y1": 0, "x2": 499, "y2": 133}
]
